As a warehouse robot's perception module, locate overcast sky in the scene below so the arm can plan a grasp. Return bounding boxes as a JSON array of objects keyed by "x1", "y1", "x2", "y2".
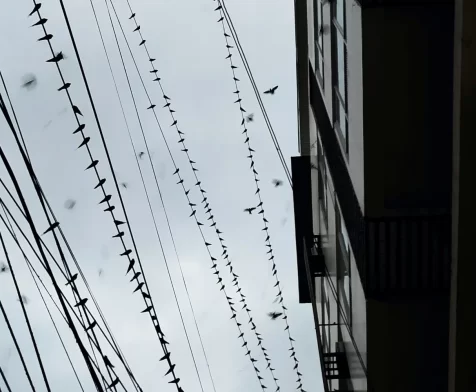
[{"x1": 0, "y1": 0, "x2": 322, "y2": 391}]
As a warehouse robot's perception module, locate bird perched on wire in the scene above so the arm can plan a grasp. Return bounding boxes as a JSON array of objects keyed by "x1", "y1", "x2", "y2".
[
  {"x1": 264, "y1": 85, "x2": 278, "y2": 95},
  {"x1": 267, "y1": 311, "x2": 283, "y2": 320},
  {"x1": 21, "y1": 74, "x2": 37, "y2": 90},
  {"x1": 246, "y1": 113, "x2": 254, "y2": 123},
  {"x1": 272, "y1": 179, "x2": 283, "y2": 187},
  {"x1": 244, "y1": 207, "x2": 256, "y2": 215}
]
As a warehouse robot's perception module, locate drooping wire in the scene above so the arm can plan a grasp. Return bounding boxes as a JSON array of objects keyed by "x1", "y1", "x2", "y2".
[
  {"x1": 218, "y1": 0, "x2": 292, "y2": 188},
  {"x1": 104, "y1": 0, "x2": 267, "y2": 388},
  {"x1": 119, "y1": 0, "x2": 282, "y2": 388},
  {"x1": 28, "y1": 1, "x2": 181, "y2": 388},
  {"x1": 0, "y1": 204, "x2": 86, "y2": 392},
  {"x1": 0, "y1": 198, "x2": 135, "y2": 392},
  {"x1": 2, "y1": 66, "x2": 141, "y2": 391},
  {"x1": 212, "y1": 2, "x2": 306, "y2": 390},
  {"x1": 0, "y1": 367, "x2": 12, "y2": 392},
  {"x1": 0, "y1": 231, "x2": 52, "y2": 392},
  {"x1": 0, "y1": 301, "x2": 36, "y2": 392},
  {"x1": 0, "y1": 72, "x2": 139, "y2": 392},
  {"x1": 86, "y1": 0, "x2": 214, "y2": 389}
]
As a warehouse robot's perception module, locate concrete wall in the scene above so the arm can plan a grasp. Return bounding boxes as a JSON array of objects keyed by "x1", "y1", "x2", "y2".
[{"x1": 362, "y1": 4, "x2": 454, "y2": 218}]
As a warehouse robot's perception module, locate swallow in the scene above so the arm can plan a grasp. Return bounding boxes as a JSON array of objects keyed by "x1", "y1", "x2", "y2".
[
  {"x1": 139, "y1": 39, "x2": 146, "y2": 46},
  {"x1": 85, "y1": 160, "x2": 98, "y2": 170},
  {"x1": 58, "y1": 82, "x2": 71, "y2": 91},
  {"x1": 64, "y1": 199, "x2": 77, "y2": 210},
  {"x1": 0, "y1": 262, "x2": 9, "y2": 273},
  {"x1": 113, "y1": 231, "x2": 124, "y2": 238},
  {"x1": 114, "y1": 220, "x2": 125, "y2": 226},
  {"x1": 43, "y1": 221, "x2": 60, "y2": 235},
  {"x1": 147, "y1": 104, "x2": 156, "y2": 110},
  {"x1": 104, "y1": 355, "x2": 114, "y2": 368},
  {"x1": 73, "y1": 105, "x2": 82, "y2": 116},
  {"x1": 267, "y1": 311, "x2": 283, "y2": 320},
  {"x1": 65, "y1": 273, "x2": 78, "y2": 286},
  {"x1": 141, "y1": 305, "x2": 153, "y2": 313},
  {"x1": 138, "y1": 152, "x2": 145, "y2": 159},
  {"x1": 120, "y1": 249, "x2": 132, "y2": 257},
  {"x1": 99, "y1": 195, "x2": 111, "y2": 204},
  {"x1": 133, "y1": 282, "x2": 144, "y2": 293},
  {"x1": 38, "y1": 33, "x2": 53, "y2": 41},
  {"x1": 46, "y1": 52, "x2": 63, "y2": 63},
  {"x1": 73, "y1": 124, "x2": 85, "y2": 134},
  {"x1": 264, "y1": 85, "x2": 278, "y2": 95},
  {"x1": 133, "y1": 25, "x2": 140, "y2": 32},
  {"x1": 77, "y1": 137, "x2": 90, "y2": 149},
  {"x1": 104, "y1": 205, "x2": 115, "y2": 212},
  {"x1": 31, "y1": 18, "x2": 47, "y2": 27},
  {"x1": 168, "y1": 378, "x2": 180, "y2": 385},
  {"x1": 85, "y1": 321, "x2": 97, "y2": 331},
  {"x1": 129, "y1": 272, "x2": 141, "y2": 282},
  {"x1": 246, "y1": 113, "x2": 254, "y2": 123},
  {"x1": 244, "y1": 207, "x2": 255, "y2": 215},
  {"x1": 75, "y1": 298, "x2": 88, "y2": 307},
  {"x1": 160, "y1": 352, "x2": 171, "y2": 361},
  {"x1": 126, "y1": 258, "x2": 135, "y2": 274},
  {"x1": 129, "y1": 13, "x2": 135, "y2": 19},
  {"x1": 22, "y1": 77, "x2": 37, "y2": 89},
  {"x1": 272, "y1": 179, "x2": 283, "y2": 187},
  {"x1": 165, "y1": 364, "x2": 176, "y2": 376},
  {"x1": 29, "y1": 3, "x2": 42, "y2": 16},
  {"x1": 107, "y1": 378, "x2": 119, "y2": 390}
]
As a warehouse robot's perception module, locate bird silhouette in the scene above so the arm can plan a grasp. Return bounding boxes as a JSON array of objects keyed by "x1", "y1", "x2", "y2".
[
  {"x1": 133, "y1": 282, "x2": 144, "y2": 293},
  {"x1": 272, "y1": 179, "x2": 283, "y2": 187},
  {"x1": 126, "y1": 258, "x2": 135, "y2": 274},
  {"x1": 129, "y1": 272, "x2": 141, "y2": 282},
  {"x1": 244, "y1": 207, "x2": 256, "y2": 215},
  {"x1": 43, "y1": 222, "x2": 60, "y2": 235},
  {"x1": 31, "y1": 18, "x2": 47, "y2": 27},
  {"x1": 75, "y1": 298, "x2": 88, "y2": 307},
  {"x1": 120, "y1": 182, "x2": 128, "y2": 189},
  {"x1": 28, "y1": 3, "x2": 42, "y2": 16},
  {"x1": 246, "y1": 113, "x2": 254, "y2": 123},
  {"x1": 107, "y1": 378, "x2": 119, "y2": 390},
  {"x1": 267, "y1": 311, "x2": 283, "y2": 320},
  {"x1": 58, "y1": 82, "x2": 71, "y2": 91},
  {"x1": 21, "y1": 74, "x2": 37, "y2": 90},
  {"x1": 64, "y1": 199, "x2": 76, "y2": 210},
  {"x1": 38, "y1": 34, "x2": 53, "y2": 42},
  {"x1": 46, "y1": 52, "x2": 63, "y2": 63},
  {"x1": 264, "y1": 85, "x2": 278, "y2": 95},
  {"x1": 65, "y1": 273, "x2": 78, "y2": 286},
  {"x1": 0, "y1": 262, "x2": 9, "y2": 273},
  {"x1": 72, "y1": 105, "x2": 82, "y2": 116},
  {"x1": 104, "y1": 355, "x2": 114, "y2": 368},
  {"x1": 138, "y1": 152, "x2": 145, "y2": 159}
]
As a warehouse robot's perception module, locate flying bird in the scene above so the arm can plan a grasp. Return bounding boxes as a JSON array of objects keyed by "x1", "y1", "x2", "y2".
[
  {"x1": 267, "y1": 311, "x2": 283, "y2": 320},
  {"x1": 0, "y1": 263, "x2": 9, "y2": 273},
  {"x1": 264, "y1": 85, "x2": 278, "y2": 95},
  {"x1": 18, "y1": 295, "x2": 29, "y2": 305},
  {"x1": 98, "y1": 269, "x2": 103, "y2": 277},
  {"x1": 120, "y1": 182, "x2": 128, "y2": 189},
  {"x1": 272, "y1": 179, "x2": 283, "y2": 187},
  {"x1": 246, "y1": 113, "x2": 254, "y2": 123},
  {"x1": 64, "y1": 199, "x2": 76, "y2": 210},
  {"x1": 138, "y1": 152, "x2": 145, "y2": 160},
  {"x1": 21, "y1": 74, "x2": 37, "y2": 90},
  {"x1": 244, "y1": 207, "x2": 256, "y2": 215}
]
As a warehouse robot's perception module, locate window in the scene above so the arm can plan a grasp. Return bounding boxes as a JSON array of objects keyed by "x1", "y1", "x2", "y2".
[
  {"x1": 336, "y1": 202, "x2": 351, "y2": 327},
  {"x1": 317, "y1": 140, "x2": 328, "y2": 228},
  {"x1": 313, "y1": 0, "x2": 324, "y2": 86},
  {"x1": 332, "y1": 1, "x2": 348, "y2": 154}
]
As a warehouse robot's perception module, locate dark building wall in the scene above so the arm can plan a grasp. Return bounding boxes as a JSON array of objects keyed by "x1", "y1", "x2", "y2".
[
  {"x1": 367, "y1": 296, "x2": 449, "y2": 392},
  {"x1": 362, "y1": 4, "x2": 454, "y2": 218}
]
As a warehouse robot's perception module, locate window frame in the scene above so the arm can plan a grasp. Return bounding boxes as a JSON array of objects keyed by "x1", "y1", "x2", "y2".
[{"x1": 313, "y1": 0, "x2": 325, "y2": 87}]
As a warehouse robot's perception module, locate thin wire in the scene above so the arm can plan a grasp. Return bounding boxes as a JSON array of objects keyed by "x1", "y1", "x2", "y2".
[
  {"x1": 0, "y1": 367, "x2": 12, "y2": 392},
  {"x1": 0, "y1": 204, "x2": 86, "y2": 392},
  {"x1": 0, "y1": 301, "x2": 36, "y2": 391},
  {"x1": 104, "y1": 2, "x2": 266, "y2": 388},
  {"x1": 0, "y1": 231, "x2": 52, "y2": 392},
  {"x1": 88, "y1": 1, "x2": 210, "y2": 390},
  {"x1": 219, "y1": 0, "x2": 292, "y2": 188}
]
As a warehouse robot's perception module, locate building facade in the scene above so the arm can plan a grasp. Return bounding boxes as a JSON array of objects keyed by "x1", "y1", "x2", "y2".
[{"x1": 292, "y1": 1, "x2": 458, "y2": 391}]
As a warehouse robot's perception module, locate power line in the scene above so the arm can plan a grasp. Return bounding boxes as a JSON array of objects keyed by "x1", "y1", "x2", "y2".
[
  {"x1": 219, "y1": 0, "x2": 292, "y2": 188},
  {"x1": 28, "y1": 1, "x2": 182, "y2": 388},
  {"x1": 0, "y1": 367, "x2": 12, "y2": 392},
  {"x1": 212, "y1": 3, "x2": 305, "y2": 390},
  {"x1": 0, "y1": 231, "x2": 52, "y2": 392},
  {"x1": 119, "y1": 0, "x2": 282, "y2": 388},
  {"x1": 107, "y1": 1, "x2": 268, "y2": 389}
]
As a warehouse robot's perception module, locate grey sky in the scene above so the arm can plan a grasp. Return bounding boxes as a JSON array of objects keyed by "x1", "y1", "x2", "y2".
[{"x1": 0, "y1": 0, "x2": 322, "y2": 391}]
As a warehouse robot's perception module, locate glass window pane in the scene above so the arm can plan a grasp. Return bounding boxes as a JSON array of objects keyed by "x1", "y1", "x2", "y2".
[
  {"x1": 336, "y1": 34, "x2": 346, "y2": 105},
  {"x1": 336, "y1": 0, "x2": 345, "y2": 31}
]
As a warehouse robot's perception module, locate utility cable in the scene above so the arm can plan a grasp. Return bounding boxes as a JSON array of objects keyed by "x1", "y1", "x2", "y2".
[{"x1": 0, "y1": 367, "x2": 12, "y2": 392}]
